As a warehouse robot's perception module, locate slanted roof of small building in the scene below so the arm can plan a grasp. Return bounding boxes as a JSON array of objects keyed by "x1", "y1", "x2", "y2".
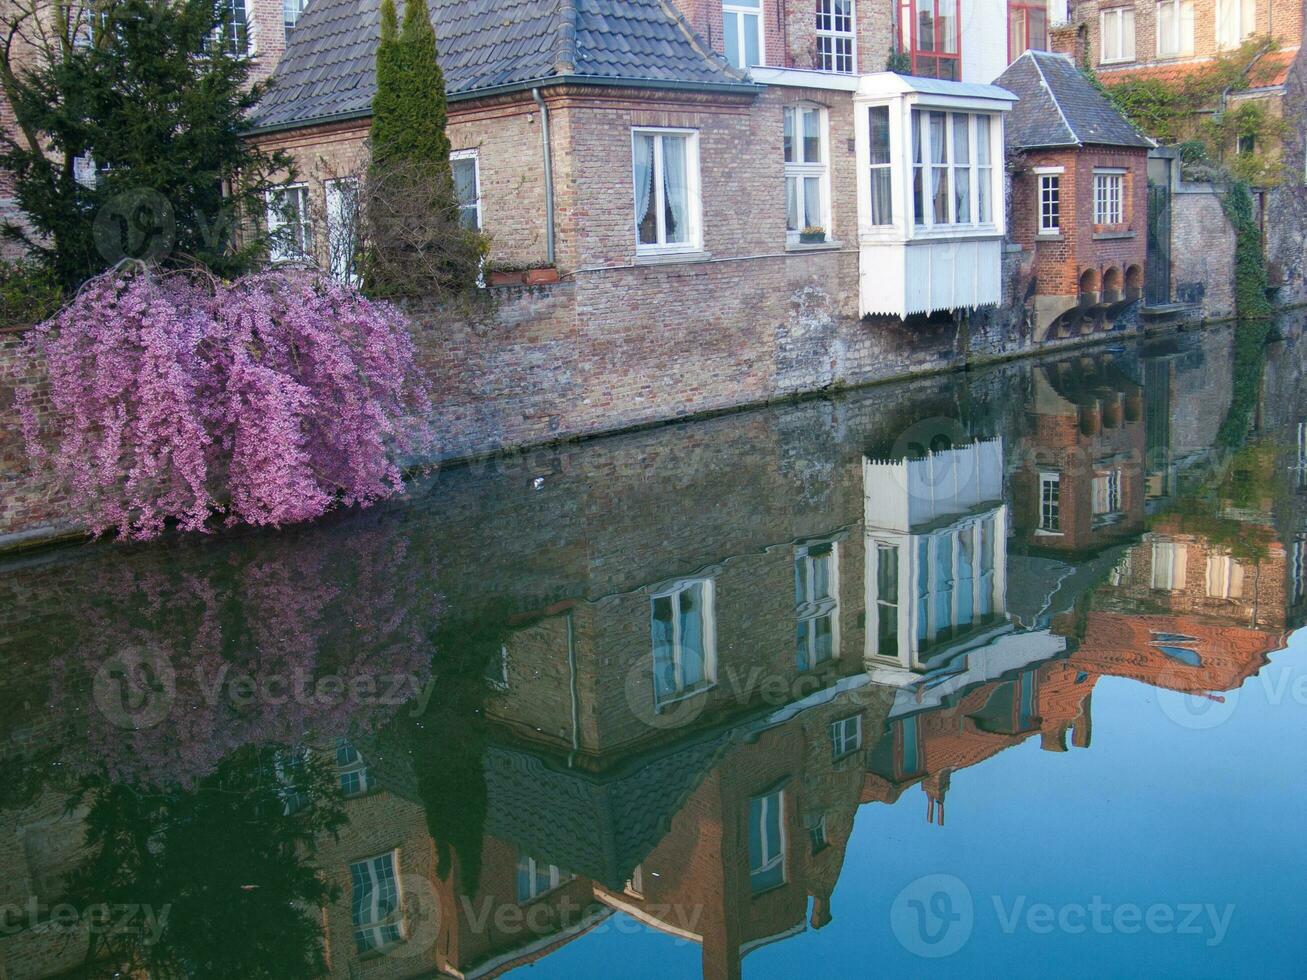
[
  {"x1": 251, "y1": 0, "x2": 755, "y2": 132},
  {"x1": 995, "y1": 50, "x2": 1154, "y2": 151}
]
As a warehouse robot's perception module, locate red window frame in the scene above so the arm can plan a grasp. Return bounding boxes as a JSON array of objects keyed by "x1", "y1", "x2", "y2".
[
  {"x1": 897, "y1": 0, "x2": 963, "y2": 80},
  {"x1": 1007, "y1": 0, "x2": 1049, "y2": 61}
]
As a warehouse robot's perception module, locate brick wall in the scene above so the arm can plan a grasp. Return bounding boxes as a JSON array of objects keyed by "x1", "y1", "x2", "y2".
[{"x1": 1171, "y1": 183, "x2": 1237, "y2": 317}]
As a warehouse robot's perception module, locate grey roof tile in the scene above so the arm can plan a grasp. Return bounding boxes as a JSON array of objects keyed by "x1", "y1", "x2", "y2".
[
  {"x1": 995, "y1": 50, "x2": 1154, "y2": 151},
  {"x1": 252, "y1": 0, "x2": 750, "y2": 131}
]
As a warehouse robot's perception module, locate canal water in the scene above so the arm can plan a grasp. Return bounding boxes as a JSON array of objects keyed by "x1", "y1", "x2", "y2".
[{"x1": 2, "y1": 318, "x2": 1306, "y2": 979}]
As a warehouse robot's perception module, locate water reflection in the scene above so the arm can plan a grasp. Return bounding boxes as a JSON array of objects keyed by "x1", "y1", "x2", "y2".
[{"x1": 2, "y1": 318, "x2": 1307, "y2": 978}]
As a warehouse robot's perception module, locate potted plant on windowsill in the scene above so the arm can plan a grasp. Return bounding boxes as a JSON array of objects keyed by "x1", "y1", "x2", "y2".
[{"x1": 799, "y1": 226, "x2": 827, "y2": 245}]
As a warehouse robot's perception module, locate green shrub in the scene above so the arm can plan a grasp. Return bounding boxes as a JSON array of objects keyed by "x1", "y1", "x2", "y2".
[{"x1": 0, "y1": 260, "x2": 63, "y2": 330}]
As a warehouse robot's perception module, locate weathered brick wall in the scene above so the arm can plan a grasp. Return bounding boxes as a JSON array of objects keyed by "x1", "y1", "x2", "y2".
[{"x1": 1172, "y1": 184, "x2": 1238, "y2": 318}]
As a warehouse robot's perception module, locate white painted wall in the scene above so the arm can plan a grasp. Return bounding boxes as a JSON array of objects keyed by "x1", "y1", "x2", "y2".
[{"x1": 961, "y1": 0, "x2": 1011, "y2": 84}]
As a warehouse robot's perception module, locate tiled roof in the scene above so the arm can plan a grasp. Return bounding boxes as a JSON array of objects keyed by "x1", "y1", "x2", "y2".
[
  {"x1": 1097, "y1": 47, "x2": 1300, "y2": 91},
  {"x1": 252, "y1": 0, "x2": 752, "y2": 131},
  {"x1": 996, "y1": 50, "x2": 1153, "y2": 151}
]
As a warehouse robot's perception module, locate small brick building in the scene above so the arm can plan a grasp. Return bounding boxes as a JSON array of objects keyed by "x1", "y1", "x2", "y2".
[{"x1": 997, "y1": 49, "x2": 1153, "y2": 339}]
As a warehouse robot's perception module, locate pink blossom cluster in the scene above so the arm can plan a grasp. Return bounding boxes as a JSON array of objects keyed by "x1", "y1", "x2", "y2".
[{"x1": 15, "y1": 268, "x2": 432, "y2": 539}]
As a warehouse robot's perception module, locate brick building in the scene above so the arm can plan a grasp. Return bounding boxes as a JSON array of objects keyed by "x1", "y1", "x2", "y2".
[{"x1": 997, "y1": 49, "x2": 1152, "y2": 338}]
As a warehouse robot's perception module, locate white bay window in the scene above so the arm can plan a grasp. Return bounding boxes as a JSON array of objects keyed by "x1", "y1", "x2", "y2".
[
  {"x1": 784, "y1": 105, "x2": 830, "y2": 240},
  {"x1": 633, "y1": 129, "x2": 702, "y2": 254}
]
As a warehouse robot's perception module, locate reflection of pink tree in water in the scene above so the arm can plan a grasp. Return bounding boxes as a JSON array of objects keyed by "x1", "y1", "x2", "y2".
[{"x1": 49, "y1": 519, "x2": 440, "y2": 787}]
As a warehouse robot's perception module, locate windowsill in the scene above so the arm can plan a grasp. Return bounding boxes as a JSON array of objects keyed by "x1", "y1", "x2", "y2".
[
  {"x1": 1092, "y1": 229, "x2": 1136, "y2": 240},
  {"x1": 786, "y1": 239, "x2": 844, "y2": 252},
  {"x1": 1036, "y1": 231, "x2": 1064, "y2": 241},
  {"x1": 654, "y1": 681, "x2": 716, "y2": 711},
  {"x1": 1034, "y1": 529, "x2": 1064, "y2": 537},
  {"x1": 909, "y1": 226, "x2": 1003, "y2": 242},
  {"x1": 635, "y1": 249, "x2": 712, "y2": 267},
  {"x1": 1099, "y1": 58, "x2": 1135, "y2": 67}
]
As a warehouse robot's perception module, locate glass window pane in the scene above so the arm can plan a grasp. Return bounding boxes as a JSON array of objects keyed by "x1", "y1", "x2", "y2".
[
  {"x1": 952, "y1": 114, "x2": 970, "y2": 165},
  {"x1": 869, "y1": 106, "x2": 891, "y2": 165},
  {"x1": 803, "y1": 108, "x2": 821, "y2": 163},
  {"x1": 661, "y1": 135, "x2": 689, "y2": 244},
  {"x1": 743, "y1": 13, "x2": 760, "y2": 66},
  {"x1": 678, "y1": 585, "x2": 704, "y2": 685},
  {"x1": 783, "y1": 107, "x2": 794, "y2": 163},
  {"x1": 804, "y1": 177, "x2": 822, "y2": 229},
  {"x1": 786, "y1": 176, "x2": 799, "y2": 231},
  {"x1": 724, "y1": 11, "x2": 741, "y2": 67},
  {"x1": 635, "y1": 134, "x2": 657, "y2": 245}
]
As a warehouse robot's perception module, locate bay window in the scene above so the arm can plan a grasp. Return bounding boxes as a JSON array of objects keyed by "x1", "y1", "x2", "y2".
[
  {"x1": 723, "y1": 0, "x2": 763, "y2": 70},
  {"x1": 652, "y1": 578, "x2": 716, "y2": 706},
  {"x1": 1100, "y1": 6, "x2": 1136, "y2": 63},
  {"x1": 633, "y1": 129, "x2": 701, "y2": 254},
  {"x1": 1155, "y1": 0, "x2": 1194, "y2": 57},
  {"x1": 266, "y1": 184, "x2": 312, "y2": 263},
  {"x1": 784, "y1": 105, "x2": 829, "y2": 239},
  {"x1": 816, "y1": 0, "x2": 856, "y2": 73},
  {"x1": 899, "y1": 0, "x2": 961, "y2": 80},
  {"x1": 1215, "y1": 0, "x2": 1256, "y2": 50},
  {"x1": 1093, "y1": 169, "x2": 1125, "y2": 225},
  {"x1": 912, "y1": 110, "x2": 995, "y2": 228},
  {"x1": 1008, "y1": 0, "x2": 1048, "y2": 59},
  {"x1": 868, "y1": 106, "x2": 893, "y2": 225}
]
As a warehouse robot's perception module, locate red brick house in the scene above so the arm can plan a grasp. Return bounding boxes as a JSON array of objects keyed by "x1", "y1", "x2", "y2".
[{"x1": 996, "y1": 49, "x2": 1153, "y2": 339}]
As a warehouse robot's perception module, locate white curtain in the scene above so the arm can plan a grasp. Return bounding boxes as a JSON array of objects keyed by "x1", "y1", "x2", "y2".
[
  {"x1": 662, "y1": 136, "x2": 688, "y2": 244},
  {"x1": 634, "y1": 134, "x2": 654, "y2": 243}
]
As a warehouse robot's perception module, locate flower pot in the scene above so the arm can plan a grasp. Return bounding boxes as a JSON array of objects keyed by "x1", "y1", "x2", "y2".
[
  {"x1": 799, "y1": 231, "x2": 826, "y2": 245},
  {"x1": 488, "y1": 270, "x2": 525, "y2": 287},
  {"x1": 524, "y1": 267, "x2": 560, "y2": 285}
]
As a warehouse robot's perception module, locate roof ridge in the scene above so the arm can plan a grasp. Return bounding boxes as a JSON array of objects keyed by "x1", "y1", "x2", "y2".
[
  {"x1": 651, "y1": 0, "x2": 750, "y2": 83},
  {"x1": 1029, "y1": 49, "x2": 1081, "y2": 148},
  {"x1": 554, "y1": 0, "x2": 577, "y2": 74}
]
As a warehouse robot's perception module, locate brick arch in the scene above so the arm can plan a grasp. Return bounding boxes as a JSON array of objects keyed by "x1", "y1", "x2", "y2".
[
  {"x1": 1079, "y1": 268, "x2": 1100, "y2": 298},
  {"x1": 1102, "y1": 266, "x2": 1123, "y2": 295},
  {"x1": 1125, "y1": 264, "x2": 1143, "y2": 290}
]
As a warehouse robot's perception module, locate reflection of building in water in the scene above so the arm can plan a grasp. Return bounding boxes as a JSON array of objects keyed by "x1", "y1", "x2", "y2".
[
  {"x1": 863, "y1": 438, "x2": 1008, "y2": 673},
  {"x1": 1013, "y1": 357, "x2": 1146, "y2": 557}
]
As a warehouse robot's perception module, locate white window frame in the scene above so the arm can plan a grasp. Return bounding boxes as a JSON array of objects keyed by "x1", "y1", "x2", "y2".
[
  {"x1": 350, "y1": 851, "x2": 405, "y2": 954},
  {"x1": 829, "y1": 714, "x2": 862, "y2": 759},
  {"x1": 1092, "y1": 468, "x2": 1122, "y2": 520},
  {"x1": 910, "y1": 109, "x2": 999, "y2": 231},
  {"x1": 1036, "y1": 167, "x2": 1063, "y2": 235},
  {"x1": 784, "y1": 104, "x2": 832, "y2": 241},
  {"x1": 324, "y1": 176, "x2": 360, "y2": 286},
  {"x1": 1038, "y1": 471, "x2": 1062, "y2": 534},
  {"x1": 516, "y1": 854, "x2": 572, "y2": 903},
  {"x1": 816, "y1": 0, "x2": 857, "y2": 74},
  {"x1": 1155, "y1": 0, "x2": 1194, "y2": 58},
  {"x1": 450, "y1": 148, "x2": 482, "y2": 231},
  {"x1": 216, "y1": 0, "x2": 252, "y2": 55},
  {"x1": 336, "y1": 738, "x2": 369, "y2": 798},
  {"x1": 1099, "y1": 6, "x2": 1136, "y2": 64},
  {"x1": 1093, "y1": 169, "x2": 1125, "y2": 225},
  {"x1": 795, "y1": 541, "x2": 840, "y2": 669},
  {"x1": 266, "y1": 183, "x2": 313, "y2": 264},
  {"x1": 748, "y1": 789, "x2": 786, "y2": 894},
  {"x1": 1214, "y1": 0, "x2": 1255, "y2": 51},
  {"x1": 723, "y1": 0, "x2": 765, "y2": 70},
  {"x1": 631, "y1": 128, "x2": 703, "y2": 256},
  {"x1": 283, "y1": 0, "x2": 307, "y2": 38},
  {"x1": 651, "y1": 577, "x2": 718, "y2": 707},
  {"x1": 1151, "y1": 539, "x2": 1187, "y2": 591}
]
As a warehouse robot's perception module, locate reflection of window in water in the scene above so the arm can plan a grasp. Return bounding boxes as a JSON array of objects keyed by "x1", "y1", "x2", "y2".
[
  {"x1": 351, "y1": 851, "x2": 404, "y2": 953},
  {"x1": 898, "y1": 717, "x2": 922, "y2": 777},
  {"x1": 1150, "y1": 540, "x2": 1187, "y2": 591},
  {"x1": 336, "y1": 738, "x2": 369, "y2": 798},
  {"x1": 652, "y1": 579, "x2": 716, "y2": 706},
  {"x1": 485, "y1": 643, "x2": 510, "y2": 692},
  {"x1": 625, "y1": 865, "x2": 644, "y2": 898},
  {"x1": 1204, "y1": 553, "x2": 1244, "y2": 600},
  {"x1": 1295, "y1": 535, "x2": 1307, "y2": 605},
  {"x1": 1038, "y1": 472, "x2": 1061, "y2": 532},
  {"x1": 1297, "y1": 422, "x2": 1307, "y2": 491},
  {"x1": 516, "y1": 854, "x2": 572, "y2": 903},
  {"x1": 896, "y1": 515, "x2": 998, "y2": 658},
  {"x1": 829, "y1": 714, "x2": 862, "y2": 760},
  {"x1": 1108, "y1": 552, "x2": 1131, "y2": 587},
  {"x1": 1019, "y1": 669, "x2": 1038, "y2": 729},
  {"x1": 873, "y1": 542, "x2": 899, "y2": 659},
  {"x1": 748, "y1": 789, "x2": 786, "y2": 894},
  {"x1": 808, "y1": 813, "x2": 829, "y2": 855},
  {"x1": 796, "y1": 542, "x2": 839, "y2": 670},
  {"x1": 1092, "y1": 468, "x2": 1122, "y2": 525}
]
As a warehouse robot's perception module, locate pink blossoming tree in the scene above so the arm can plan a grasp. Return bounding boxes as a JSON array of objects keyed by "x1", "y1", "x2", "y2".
[{"x1": 15, "y1": 267, "x2": 432, "y2": 539}]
